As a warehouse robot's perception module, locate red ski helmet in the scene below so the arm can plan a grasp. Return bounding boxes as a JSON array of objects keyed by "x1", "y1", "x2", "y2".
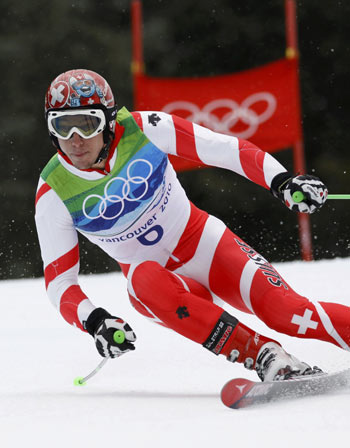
[{"x1": 45, "y1": 69, "x2": 117, "y2": 157}]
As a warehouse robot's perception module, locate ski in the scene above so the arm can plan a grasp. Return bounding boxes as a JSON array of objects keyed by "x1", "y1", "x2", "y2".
[{"x1": 221, "y1": 368, "x2": 350, "y2": 409}]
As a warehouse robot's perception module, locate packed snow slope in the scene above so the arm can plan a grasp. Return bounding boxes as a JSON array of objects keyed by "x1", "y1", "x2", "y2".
[{"x1": 1, "y1": 257, "x2": 350, "y2": 448}]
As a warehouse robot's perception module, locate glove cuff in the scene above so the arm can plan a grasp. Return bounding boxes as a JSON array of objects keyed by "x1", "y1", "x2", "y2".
[
  {"x1": 85, "y1": 307, "x2": 112, "y2": 336},
  {"x1": 270, "y1": 172, "x2": 293, "y2": 199}
]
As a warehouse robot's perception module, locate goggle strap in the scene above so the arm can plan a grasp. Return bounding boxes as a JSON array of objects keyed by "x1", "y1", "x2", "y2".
[{"x1": 105, "y1": 105, "x2": 118, "y2": 123}]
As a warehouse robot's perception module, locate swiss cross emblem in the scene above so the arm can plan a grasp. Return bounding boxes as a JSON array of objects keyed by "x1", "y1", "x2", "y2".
[
  {"x1": 291, "y1": 309, "x2": 318, "y2": 334},
  {"x1": 49, "y1": 81, "x2": 69, "y2": 108}
]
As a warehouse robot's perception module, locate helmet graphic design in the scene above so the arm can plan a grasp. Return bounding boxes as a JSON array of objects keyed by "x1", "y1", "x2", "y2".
[
  {"x1": 45, "y1": 69, "x2": 115, "y2": 112},
  {"x1": 70, "y1": 76, "x2": 97, "y2": 98}
]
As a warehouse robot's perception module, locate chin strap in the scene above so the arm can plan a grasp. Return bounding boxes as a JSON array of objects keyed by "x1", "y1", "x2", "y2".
[
  {"x1": 95, "y1": 147, "x2": 108, "y2": 164},
  {"x1": 94, "y1": 133, "x2": 113, "y2": 164},
  {"x1": 94, "y1": 106, "x2": 117, "y2": 164}
]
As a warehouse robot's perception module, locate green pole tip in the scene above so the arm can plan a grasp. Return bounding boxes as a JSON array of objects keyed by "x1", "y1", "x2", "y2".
[
  {"x1": 113, "y1": 330, "x2": 125, "y2": 344},
  {"x1": 74, "y1": 376, "x2": 86, "y2": 386}
]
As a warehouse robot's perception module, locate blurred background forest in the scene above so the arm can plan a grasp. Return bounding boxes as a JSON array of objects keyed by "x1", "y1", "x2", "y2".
[{"x1": 1, "y1": 0, "x2": 349, "y2": 280}]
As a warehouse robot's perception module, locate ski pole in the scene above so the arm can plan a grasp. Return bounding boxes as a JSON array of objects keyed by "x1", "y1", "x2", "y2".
[
  {"x1": 74, "y1": 357, "x2": 109, "y2": 386},
  {"x1": 292, "y1": 192, "x2": 350, "y2": 202},
  {"x1": 73, "y1": 329, "x2": 125, "y2": 386}
]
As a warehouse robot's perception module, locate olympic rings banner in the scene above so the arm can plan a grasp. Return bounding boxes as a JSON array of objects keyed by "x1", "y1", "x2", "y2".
[{"x1": 134, "y1": 58, "x2": 302, "y2": 171}]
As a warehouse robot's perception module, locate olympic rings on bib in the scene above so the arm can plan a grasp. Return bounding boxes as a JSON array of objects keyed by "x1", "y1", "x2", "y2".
[{"x1": 82, "y1": 159, "x2": 153, "y2": 220}]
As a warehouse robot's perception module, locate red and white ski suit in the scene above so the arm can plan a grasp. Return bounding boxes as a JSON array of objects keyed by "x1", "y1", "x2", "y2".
[{"x1": 35, "y1": 111, "x2": 350, "y2": 359}]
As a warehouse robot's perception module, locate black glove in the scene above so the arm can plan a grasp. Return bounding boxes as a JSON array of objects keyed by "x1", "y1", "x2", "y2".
[
  {"x1": 85, "y1": 308, "x2": 136, "y2": 358},
  {"x1": 271, "y1": 172, "x2": 328, "y2": 214}
]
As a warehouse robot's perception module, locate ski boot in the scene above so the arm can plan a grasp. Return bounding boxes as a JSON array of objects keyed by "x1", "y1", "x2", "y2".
[{"x1": 255, "y1": 342, "x2": 323, "y2": 382}]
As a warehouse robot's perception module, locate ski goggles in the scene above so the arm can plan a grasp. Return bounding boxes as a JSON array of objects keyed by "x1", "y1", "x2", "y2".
[{"x1": 47, "y1": 109, "x2": 106, "y2": 140}]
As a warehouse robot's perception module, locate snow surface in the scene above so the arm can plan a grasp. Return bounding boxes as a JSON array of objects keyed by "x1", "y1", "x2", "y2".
[{"x1": 1, "y1": 257, "x2": 350, "y2": 447}]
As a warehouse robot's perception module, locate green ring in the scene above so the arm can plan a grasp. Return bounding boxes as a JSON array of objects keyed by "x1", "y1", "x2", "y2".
[
  {"x1": 292, "y1": 191, "x2": 305, "y2": 203},
  {"x1": 113, "y1": 330, "x2": 125, "y2": 344}
]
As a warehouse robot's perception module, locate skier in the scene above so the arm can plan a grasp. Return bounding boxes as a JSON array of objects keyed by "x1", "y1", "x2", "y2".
[{"x1": 35, "y1": 69, "x2": 347, "y2": 383}]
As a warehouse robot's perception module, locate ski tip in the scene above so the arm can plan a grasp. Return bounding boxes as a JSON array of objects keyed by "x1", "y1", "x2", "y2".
[{"x1": 221, "y1": 378, "x2": 255, "y2": 409}]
